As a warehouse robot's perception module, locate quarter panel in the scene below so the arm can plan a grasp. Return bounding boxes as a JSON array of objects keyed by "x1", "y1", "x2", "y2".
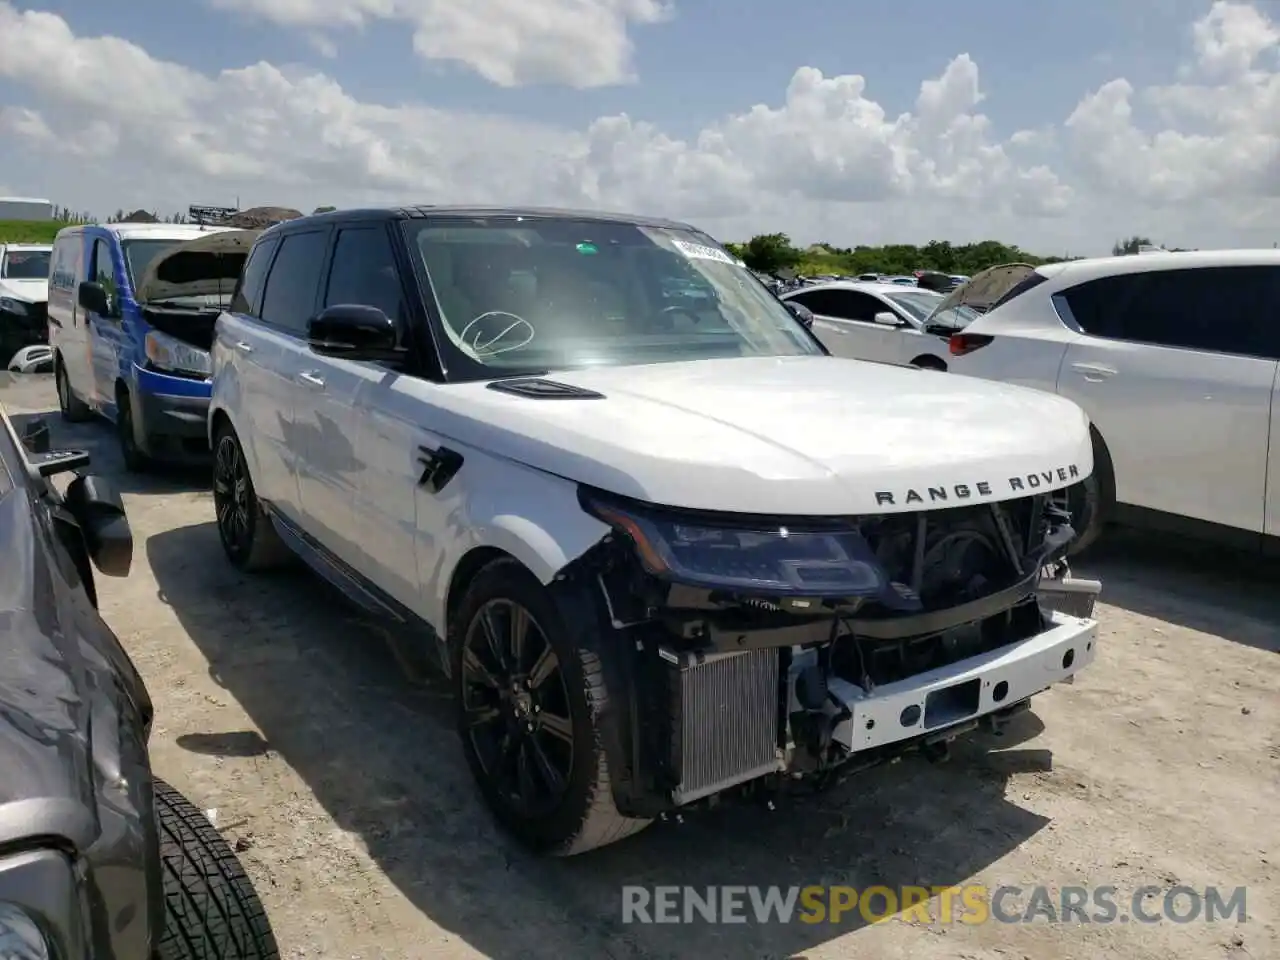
[{"x1": 423, "y1": 449, "x2": 610, "y2": 633}]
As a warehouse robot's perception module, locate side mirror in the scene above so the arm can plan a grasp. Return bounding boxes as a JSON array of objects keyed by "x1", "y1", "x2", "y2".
[
  {"x1": 77, "y1": 281, "x2": 112, "y2": 316},
  {"x1": 63, "y1": 474, "x2": 133, "y2": 577},
  {"x1": 308, "y1": 304, "x2": 403, "y2": 363},
  {"x1": 784, "y1": 301, "x2": 814, "y2": 329},
  {"x1": 873, "y1": 311, "x2": 904, "y2": 327},
  {"x1": 20, "y1": 417, "x2": 50, "y2": 455}
]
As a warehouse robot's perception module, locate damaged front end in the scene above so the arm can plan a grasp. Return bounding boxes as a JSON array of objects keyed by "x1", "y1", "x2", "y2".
[{"x1": 554, "y1": 486, "x2": 1100, "y2": 819}]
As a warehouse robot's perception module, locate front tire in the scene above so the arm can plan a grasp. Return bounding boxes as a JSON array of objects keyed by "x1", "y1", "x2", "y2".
[
  {"x1": 451, "y1": 559, "x2": 650, "y2": 856},
  {"x1": 116, "y1": 387, "x2": 150, "y2": 472},
  {"x1": 55, "y1": 358, "x2": 90, "y2": 422},
  {"x1": 154, "y1": 778, "x2": 280, "y2": 960},
  {"x1": 212, "y1": 424, "x2": 291, "y2": 572}
]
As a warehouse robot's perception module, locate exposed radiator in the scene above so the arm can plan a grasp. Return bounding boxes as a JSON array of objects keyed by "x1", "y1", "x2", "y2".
[{"x1": 663, "y1": 647, "x2": 783, "y2": 805}]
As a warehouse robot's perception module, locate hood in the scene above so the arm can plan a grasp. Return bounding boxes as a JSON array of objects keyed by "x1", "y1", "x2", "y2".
[
  {"x1": 134, "y1": 229, "x2": 258, "y2": 304},
  {"x1": 0, "y1": 278, "x2": 48, "y2": 304},
  {"x1": 426, "y1": 356, "x2": 1094, "y2": 516},
  {"x1": 928, "y1": 262, "x2": 1037, "y2": 317}
]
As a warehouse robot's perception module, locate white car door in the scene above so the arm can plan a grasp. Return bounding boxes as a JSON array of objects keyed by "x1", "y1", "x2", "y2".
[
  {"x1": 1055, "y1": 265, "x2": 1278, "y2": 533},
  {"x1": 294, "y1": 224, "x2": 405, "y2": 575},
  {"x1": 788, "y1": 289, "x2": 905, "y2": 364},
  {"x1": 246, "y1": 227, "x2": 331, "y2": 521}
]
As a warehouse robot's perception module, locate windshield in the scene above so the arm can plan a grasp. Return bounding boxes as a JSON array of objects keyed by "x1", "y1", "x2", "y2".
[
  {"x1": 122, "y1": 239, "x2": 186, "y2": 290},
  {"x1": 884, "y1": 290, "x2": 946, "y2": 323},
  {"x1": 405, "y1": 218, "x2": 823, "y2": 379},
  {"x1": 1, "y1": 249, "x2": 51, "y2": 280}
]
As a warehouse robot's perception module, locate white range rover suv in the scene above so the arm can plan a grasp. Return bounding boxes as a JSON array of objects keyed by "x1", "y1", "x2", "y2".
[{"x1": 208, "y1": 206, "x2": 1101, "y2": 856}]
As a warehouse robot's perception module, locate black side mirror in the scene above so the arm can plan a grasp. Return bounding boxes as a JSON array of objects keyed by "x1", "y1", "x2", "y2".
[
  {"x1": 308, "y1": 305, "x2": 403, "y2": 363},
  {"x1": 77, "y1": 281, "x2": 111, "y2": 316},
  {"x1": 785, "y1": 301, "x2": 814, "y2": 329},
  {"x1": 20, "y1": 417, "x2": 50, "y2": 454},
  {"x1": 63, "y1": 474, "x2": 133, "y2": 577}
]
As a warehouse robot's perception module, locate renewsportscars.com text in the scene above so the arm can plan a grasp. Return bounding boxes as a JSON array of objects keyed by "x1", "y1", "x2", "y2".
[{"x1": 620, "y1": 884, "x2": 1248, "y2": 926}]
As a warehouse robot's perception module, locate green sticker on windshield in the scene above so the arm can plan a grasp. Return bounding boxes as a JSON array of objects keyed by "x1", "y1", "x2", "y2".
[{"x1": 576, "y1": 242, "x2": 598, "y2": 254}]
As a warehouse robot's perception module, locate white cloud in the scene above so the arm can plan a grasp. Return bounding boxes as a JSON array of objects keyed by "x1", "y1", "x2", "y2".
[
  {"x1": 205, "y1": 0, "x2": 672, "y2": 88},
  {"x1": 0, "y1": 0, "x2": 1277, "y2": 253}
]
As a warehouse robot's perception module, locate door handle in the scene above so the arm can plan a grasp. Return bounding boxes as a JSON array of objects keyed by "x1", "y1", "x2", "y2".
[
  {"x1": 1070, "y1": 361, "x2": 1116, "y2": 380},
  {"x1": 233, "y1": 340, "x2": 253, "y2": 354},
  {"x1": 297, "y1": 371, "x2": 326, "y2": 388}
]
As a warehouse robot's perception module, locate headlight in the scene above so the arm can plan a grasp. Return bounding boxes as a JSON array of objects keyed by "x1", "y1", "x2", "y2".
[
  {"x1": 0, "y1": 903, "x2": 53, "y2": 959},
  {"x1": 0, "y1": 297, "x2": 29, "y2": 316},
  {"x1": 144, "y1": 330, "x2": 211, "y2": 377},
  {"x1": 581, "y1": 491, "x2": 912, "y2": 602}
]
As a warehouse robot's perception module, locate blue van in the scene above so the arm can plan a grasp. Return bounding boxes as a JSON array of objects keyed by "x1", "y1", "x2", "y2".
[{"x1": 47, "y1": 223, "x2": 256, "y2": 470}]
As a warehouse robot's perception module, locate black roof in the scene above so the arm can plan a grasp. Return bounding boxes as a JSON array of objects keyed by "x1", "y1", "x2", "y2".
[{"x1": 271, "y1": 205, "x2": 700, "y2": 233}]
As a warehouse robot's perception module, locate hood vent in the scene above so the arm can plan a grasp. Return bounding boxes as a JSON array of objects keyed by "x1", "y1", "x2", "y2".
[{"x1": 486, "y1": 378, "x2": 605, "y2": 400}]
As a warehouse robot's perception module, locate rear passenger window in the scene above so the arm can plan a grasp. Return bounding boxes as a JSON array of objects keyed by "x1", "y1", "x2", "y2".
[
  {"x1": 1064, "y1": 266, "x2": 1280, "y2": 358},
  {"x1": 258, "y1": 231, "x2": 328, "y2": 335},
  {"x1": 230, "y1": 236, "x2": 279, "y2": 317},
  {"x1": 323, "y1": 227, "x2": 404, "y2": 321}
]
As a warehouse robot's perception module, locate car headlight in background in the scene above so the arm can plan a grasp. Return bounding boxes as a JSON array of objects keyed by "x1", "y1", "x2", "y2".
[
  {"x1": 0, "y1": 297, "x2": 30, "y2": 316},
  {"x1": 144, "y1": 329, "x2": 211, "y2": 378},
  {"x1": 0, "y1": 903, "x2": 53, "y2": 959},
  {"x1": 581, "y1": 490, "x2": 916, "y2": 605}
]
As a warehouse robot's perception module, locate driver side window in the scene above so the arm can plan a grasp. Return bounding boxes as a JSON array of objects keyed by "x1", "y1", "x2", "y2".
[{"x1": 92, "y1": 239, "x2": 117, "y2": 306}]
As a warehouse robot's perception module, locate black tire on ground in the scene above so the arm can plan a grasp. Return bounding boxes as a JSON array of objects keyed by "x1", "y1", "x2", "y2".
[
  {"x1": 154, "y1": 778, "x2": 280, "y2": 960},
  {"x1": 55, "y1": 357, "x2": 91, "y2": 422},
  {"x1": 115, "y1": 387, "x2": 150, "y2": 473},
  {"x1": 211, "y1": 423, "x2": 292, "y2": 572},
  {"x1": 450, "y1": 558, "x2": 651, "y2": 856},
  {"x1": 1066, "y1": 429, "x2": 1115, "y2": 556}
]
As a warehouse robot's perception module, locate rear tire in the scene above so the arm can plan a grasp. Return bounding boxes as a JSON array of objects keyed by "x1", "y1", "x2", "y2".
[
  {"x1": 1066, "y1": 430, "x2": 1115, "y2": 555},
  {"x1": 154, "y1": 778, "x2": 280, "y2": 960},
  {"x1": 911, "y1": 356, "x2": 947, "y2": 371},
  {"x1": 212, "y1": 424, "x2": 292, "y2": 572},
  {"x1": 451, "y1": 559, "x2": 650, "y2": 856},
  {"x1": 55, "y1": 358, "x2": 90, "y2": 422}
]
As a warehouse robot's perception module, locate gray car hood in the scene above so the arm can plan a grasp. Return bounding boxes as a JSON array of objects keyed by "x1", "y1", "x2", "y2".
[
  {"x1": 133, "y1": 229, "x2": 258, "y2": 304},
  {"x1": 928, "y1": 262, "x2": 1037, "y2": 316}
]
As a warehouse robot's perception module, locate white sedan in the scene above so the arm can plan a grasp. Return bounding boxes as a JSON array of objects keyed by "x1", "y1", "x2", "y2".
[{"x1": 780, "y1": 280, "x2": 977, "y2": 369}]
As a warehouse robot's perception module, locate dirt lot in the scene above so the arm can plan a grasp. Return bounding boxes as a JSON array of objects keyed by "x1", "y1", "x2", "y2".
[{"x1": 3, "y1": 372, "x2": 1276, "y2": 960}]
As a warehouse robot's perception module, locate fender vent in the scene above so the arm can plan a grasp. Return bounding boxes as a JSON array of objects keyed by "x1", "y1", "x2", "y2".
[{"x1": 486, "y1": 378, "x2": 605, "y2": 399}]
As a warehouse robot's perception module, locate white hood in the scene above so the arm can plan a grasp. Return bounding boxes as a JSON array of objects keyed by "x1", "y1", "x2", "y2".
[
  {"x1": 422, "y1": 356, "x2": 1094, "y2": 516},
  {"x1": 0, "y1": 278, "x2": 48, "y2": 304},
  {"x1": 134, "y1": 229, "x2": 257, "y2": 304}
]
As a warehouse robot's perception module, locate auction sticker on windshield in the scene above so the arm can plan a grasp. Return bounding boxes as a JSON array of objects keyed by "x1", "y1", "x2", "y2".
[{"x1": 672, "y1": 239, "x2": 737, "y2": 265}]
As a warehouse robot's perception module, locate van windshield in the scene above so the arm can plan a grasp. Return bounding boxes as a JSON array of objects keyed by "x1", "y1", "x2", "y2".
[
  {"x1": 404, "y1": 217, "x2": 822, "y2": 380},
  {"x1": 1, "y1": 250, "x2": 51, "y2": 280},
  {"x1": 122, "y1": 239, "x2": 184, "y2": 290}
]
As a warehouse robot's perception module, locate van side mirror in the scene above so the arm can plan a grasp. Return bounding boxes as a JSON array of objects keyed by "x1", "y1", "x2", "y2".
[
  {"x1": 77, "y1": 281, "x2": 111, "y2": 316},
  {"x1": 308, "y1": 305, "x2": 404, "y2": 364},
  {"x1": 63, "y1": 474, "x2": 133, "y2": 577},
  {"x1": 784, "y1": 301, "x2": 814, "y2": 329}
]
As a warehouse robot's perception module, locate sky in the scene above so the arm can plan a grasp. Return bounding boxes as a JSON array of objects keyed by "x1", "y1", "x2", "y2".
[{"x1": 0, "y1": 0, "x2": 1277, "y2": 256}]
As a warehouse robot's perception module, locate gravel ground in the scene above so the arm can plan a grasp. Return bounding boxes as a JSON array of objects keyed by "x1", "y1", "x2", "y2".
[{"x1": 4, "y1": 372, "x2": 1276, "y2": 960}]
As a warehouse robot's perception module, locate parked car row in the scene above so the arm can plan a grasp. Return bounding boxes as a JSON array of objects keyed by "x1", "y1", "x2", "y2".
[{"x1": 796, "y1": 250, "x2": 1280, "y2": 556}]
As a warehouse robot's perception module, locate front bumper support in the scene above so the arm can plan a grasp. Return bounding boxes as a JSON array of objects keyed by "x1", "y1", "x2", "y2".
[{"x1": 825, "y1": 611, "x2": 1096, "y2": 754}]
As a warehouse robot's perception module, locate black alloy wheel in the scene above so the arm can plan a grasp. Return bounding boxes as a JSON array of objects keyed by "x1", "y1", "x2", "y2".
[
  {"x1": 460, "y1": 599, "x2": 575, "y2": 820},
  {"x1": 213, "y1": 433, "x2": 252, "y2": 559}
]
